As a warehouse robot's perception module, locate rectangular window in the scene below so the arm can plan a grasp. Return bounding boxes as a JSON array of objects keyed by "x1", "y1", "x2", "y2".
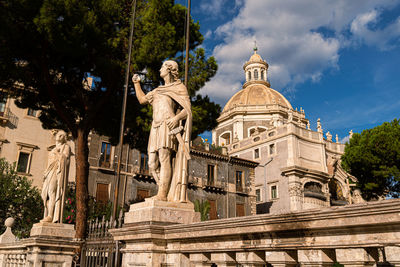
[
  {"x1": 236, "y1": 203, "x2": 245, "y2": 217},
  {"x1": 207, "y1": 164, "x2": 215, "y2": 185},
  {"x1": 269, "y1": 144, "x2": 275, "y2": 155},
  {"x1": 254, "y1": 148, "x2": 260, "y2": 159},
  {"x1": 209, "y1": 199, "x2": 217, "y2": 220},
  {"x1": 27, "y1": 108, "x2": 38, "y2": 117},
  {"x1": 140, "y1": 153, "x2": 149, "y2": 174},
  {"x1": 256, "y1": 189, "x2": 261, "y2": 202},
  {"x1": 236, "y1": 170, "x2": 243, "y2": 192},
  {"x1": 96, "y1": 183, "x2": 109, "y2": 204},
  {"x1": 100, "y1": 142, "x2": 111, "y2": 168},
  {"x1": 271, "y1": 185, "x2": 278, "y2": 199},
  {"x1": 0, "y1": 97, "x2": 6, "y2": 114},
  {"x1": 17, "y1": 152, "x2": 30, "y2": 173}
]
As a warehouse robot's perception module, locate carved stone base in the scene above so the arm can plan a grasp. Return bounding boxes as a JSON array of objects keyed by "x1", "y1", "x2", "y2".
[
  {"x1": 124, "y1": 198, "x2": 200, "y2": 224},
  {"x1": 30, "y1": 222, "x2": 75, "y2": 239}
]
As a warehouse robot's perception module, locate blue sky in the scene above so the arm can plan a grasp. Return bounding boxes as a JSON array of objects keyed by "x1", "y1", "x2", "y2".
[{"x1": 177, "y1": 0, "x2": 400, "y2": 142}]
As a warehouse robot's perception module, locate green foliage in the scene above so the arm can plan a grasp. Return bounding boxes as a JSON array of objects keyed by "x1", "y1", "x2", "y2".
[
  {"x1": 341, "y1": 119, "x2": 400, "y2": 199},
  {"x1": 194, "y1": 199, "x2": 210, "y2": 221},
  {"x1": 0, "y1": 0, "x2": 220, "y2": 235},
  {"x1": 0, "y1": 158, "x2": 43, "y2": 238}
]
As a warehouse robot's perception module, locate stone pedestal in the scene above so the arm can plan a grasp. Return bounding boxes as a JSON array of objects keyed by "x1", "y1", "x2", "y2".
[
  {"x1": 27, "y1": 223, "x2": 79, "y2": 267},
  {"x1": 111, "y1": 199, "x2": 200, "y2": 267},
  {"x1": 124, "y1": 198, "x2": 200, "y2": 224},
  {"x1": 30, "y1": 222, "x2": 75, "y2": 238}
]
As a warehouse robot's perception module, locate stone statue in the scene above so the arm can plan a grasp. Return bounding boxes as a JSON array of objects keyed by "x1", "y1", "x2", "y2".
[
  {"x1": 326, "y1": 131, "x2": 332, "y2": 142},
  {"x1": 132, "y1": 60, "x2": 192, "y2": 202},
  {"x1": 351, "y1": 188, "x2": 366, "y2": 204},
  {"x1": 41, "y1": 130, "x2": 71, "y2": 223},
  {"x1": 349, "y1": 129, "x2": 353, "y2": 139},
  {"x1": 288, "y1": 110, "x2": 293, "y2": 122},
  {"x1": 317, "y1": 118, "x2": 323, "y2": 133}
]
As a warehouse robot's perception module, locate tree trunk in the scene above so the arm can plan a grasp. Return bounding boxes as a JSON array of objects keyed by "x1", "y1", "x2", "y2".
[{"x1": 74, "y1": 127, "x2": 89, "y2": 240}]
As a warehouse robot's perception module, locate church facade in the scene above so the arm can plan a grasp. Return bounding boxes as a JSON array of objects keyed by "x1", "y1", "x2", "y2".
[{"x1": 212, "y1": 49, "x2": 360, "y2": 214}]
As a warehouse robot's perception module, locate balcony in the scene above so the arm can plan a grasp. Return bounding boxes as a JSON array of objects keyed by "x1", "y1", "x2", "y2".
[{"x1": 0, "y1": 108, "x2": 10, "y2": 124}]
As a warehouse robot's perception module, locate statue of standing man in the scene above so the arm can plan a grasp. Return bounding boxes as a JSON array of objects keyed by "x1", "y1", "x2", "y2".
[
  {"x1": 41, "y1": 130, "x2": 71, "y2": 223},
  {"x1": 132, "y1": 60, "x2": 192, "y2": 202}
]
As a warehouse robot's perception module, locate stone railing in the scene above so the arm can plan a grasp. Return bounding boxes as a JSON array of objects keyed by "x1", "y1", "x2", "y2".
[
  {"x1": 0, "y1": 218, "x2": 80, "y2": 267},
  {"x1": 111, "y1": 199, "x2": 400, "y2": 266}
]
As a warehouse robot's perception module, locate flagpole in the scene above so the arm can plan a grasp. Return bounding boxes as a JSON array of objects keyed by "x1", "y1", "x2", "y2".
[
  {"x1": 112, "y1": 0, "x2": 137, "y2": 219},
  {"x1": 184, "y1": 0, "x2": 191, "y2": 86}
]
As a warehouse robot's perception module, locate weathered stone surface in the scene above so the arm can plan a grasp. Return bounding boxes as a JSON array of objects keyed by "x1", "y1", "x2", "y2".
[
  {"x1": 0, "y1": 218, "x2": 16, "y2": 244},
  {"x1": 110, "y1": 199, "x2": 400, "y2": 267},
  {"x1": 30, "y1": 222, "x2": 75, "y2": 239},
  {"x1": 124, "y1": 198, "x2": 200, "y2": 224}
]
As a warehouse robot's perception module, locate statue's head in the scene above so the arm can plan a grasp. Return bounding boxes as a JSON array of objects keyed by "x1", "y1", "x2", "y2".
[
  {"x1": 353, "y1": 188, "x2": 362, "y2": 197},
  {"x1": 161, "y1": 60, "x2": 179, "y2": 81},
  {"x1": 55, "y1": 130, "x2": 67, "y2": 143}
]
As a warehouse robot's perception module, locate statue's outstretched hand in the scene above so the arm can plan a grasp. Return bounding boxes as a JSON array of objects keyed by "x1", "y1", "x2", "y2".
[{"x1": 132, "y1": 74, "x2": 141, "y2": 83}]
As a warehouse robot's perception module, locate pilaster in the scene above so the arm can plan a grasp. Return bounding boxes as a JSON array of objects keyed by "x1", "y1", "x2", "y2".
[
  {"x1": 211, "y1": 252, "x2": 237, "y2": 267},
  {"x1": 236, "y1": 251, "x2": 266, "y2": 267},
  {"x1": 298, "y1": 249, "x2": 335, "y2": 267}
]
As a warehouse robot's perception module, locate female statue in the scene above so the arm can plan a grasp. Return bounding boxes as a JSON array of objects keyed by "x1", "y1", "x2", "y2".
[{"x1": 41, "y1": 130, "x2": 71, "y2": 223}]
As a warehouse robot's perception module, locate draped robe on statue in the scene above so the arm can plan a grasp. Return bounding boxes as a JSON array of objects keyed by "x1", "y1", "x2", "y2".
[
  {"x1": 145, "y1": 80, "x2": 192, "y2": 202},
  {"x1": 41, "y1": 143, "x2": 71, "y2": 223}
]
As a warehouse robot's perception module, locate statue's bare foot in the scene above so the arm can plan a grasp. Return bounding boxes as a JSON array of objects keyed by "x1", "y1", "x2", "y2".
[
  {"x1": 40, "y1": 216, "x2": 52, "y2": 223},
  {"x1": 150, "y1": 195, "x2": 167, "y2": 201}
]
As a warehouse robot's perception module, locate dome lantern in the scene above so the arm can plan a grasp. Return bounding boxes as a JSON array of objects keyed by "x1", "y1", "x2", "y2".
[{"x1": 243, "y1": 45, "x2": 269, "y2": 87}]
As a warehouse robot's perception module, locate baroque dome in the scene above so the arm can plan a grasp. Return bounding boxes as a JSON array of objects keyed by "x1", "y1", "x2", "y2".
[{"x1": 222, "y1": 83, "x2": 293, "y2": 112}]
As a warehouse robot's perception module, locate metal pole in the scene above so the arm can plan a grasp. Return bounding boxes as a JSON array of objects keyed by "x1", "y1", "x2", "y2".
[
  {"x1": 184, "y1": 0, "x2": 191, "y2": 86},
  {"x1": 112, "y1": 0, "x2": 137, "y2": 219}
]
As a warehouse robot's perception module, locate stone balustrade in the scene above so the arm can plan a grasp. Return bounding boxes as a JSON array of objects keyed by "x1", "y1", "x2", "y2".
[
  {"x1": 111, "y1": 199, "x2": 400, "y2": 267},
  {"x1": 0, "y1": 221, "x2": 80, "y2": 267}
]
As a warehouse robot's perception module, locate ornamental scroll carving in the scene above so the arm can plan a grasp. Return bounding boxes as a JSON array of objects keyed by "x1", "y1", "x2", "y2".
[{"x1": 289, "y1": 183, "x2": 303, "y2": 197}]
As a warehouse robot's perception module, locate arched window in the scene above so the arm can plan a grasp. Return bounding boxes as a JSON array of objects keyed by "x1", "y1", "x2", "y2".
[
  {"x1": 261, "y1": 70, "x2": 264, "y2": 80},
  {"x1": 254, "y1": 69, "x2": 258, "y2": 80},
  {"x1": 248, "y1": 71, "x2": 251, "y2": 81}
]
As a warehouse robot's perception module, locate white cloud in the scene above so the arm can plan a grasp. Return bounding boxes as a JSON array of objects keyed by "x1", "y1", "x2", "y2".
[
  {"x1": 351, "y1": 10, "x2": 400, "y2": 50},
  {"x1": 200, "y1": 0, "x2": 227, "y2": 17},
  {"x1": 204, "y1": 30, "x2": 212, "y2": 39},
  {"x1": 340, "y1": 135, "x2": 350, "y2": 144},
  {"x1": 200, "y1": 0, "x2": 400, "y2": 106}
]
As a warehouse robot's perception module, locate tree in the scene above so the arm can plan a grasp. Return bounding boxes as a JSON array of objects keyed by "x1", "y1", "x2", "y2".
[
  {"x1": 341, "y1": 119, "x2": 400, "y2": 200},
  {"x1": 0, "y1": 0, "x2": 219, "y2": 239},
  {"x1": 194, "y1": 199, "x2": 210, "y2": 221},
  {"x1": 0, "y1": 158, "x2": 43, "y2": 238}
]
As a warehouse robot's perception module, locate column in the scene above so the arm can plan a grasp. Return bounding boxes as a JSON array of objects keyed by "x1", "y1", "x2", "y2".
[
  {"x1": 336, "y1": 248, "x2": 377, "y2": 267},
  {"x1": 166, "y1": 253, "x2": 190, "y2": 267},
  {"x1": 190, "y1": 253, "x2": 211, "y2": 267},
  {"x1": 211, "y1": 252, "x2": 237, "y2": 267},
  {"x1": 265, "y1": 250, "x2": 298, "y2": 267},
  {"x1": 236, "y1": 251, "x2": 266, "y2": 267},
  {"x1": 384, "y1": 246, "x2": 400, "y2": 266},
  {"x1": 298, "y1": 249, "x2": 335, "y2": 267}
]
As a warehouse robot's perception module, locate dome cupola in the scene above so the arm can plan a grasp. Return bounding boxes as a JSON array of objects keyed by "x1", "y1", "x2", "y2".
[{"x1": 243, "y1": 44, "x2": 270, "y2": 87}]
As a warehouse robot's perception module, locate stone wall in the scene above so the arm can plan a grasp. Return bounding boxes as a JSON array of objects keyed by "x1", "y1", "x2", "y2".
[{"x1": 111, "y1": 199, "x2": 400, "y2": 266}]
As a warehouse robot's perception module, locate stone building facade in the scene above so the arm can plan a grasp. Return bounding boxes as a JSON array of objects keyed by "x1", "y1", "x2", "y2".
[
  {"x1": 212, "y1": 49, "x2": 358, "y2": 214},
  {"x1": 0, "y1": 96, "x2": 75, "y2": 188},
  {"x1": 0, "y1": 95, "x2": 257, "y2": 219},
  {"x1": 87, "y1": 134, "x2": 258, "y2": 219}
]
